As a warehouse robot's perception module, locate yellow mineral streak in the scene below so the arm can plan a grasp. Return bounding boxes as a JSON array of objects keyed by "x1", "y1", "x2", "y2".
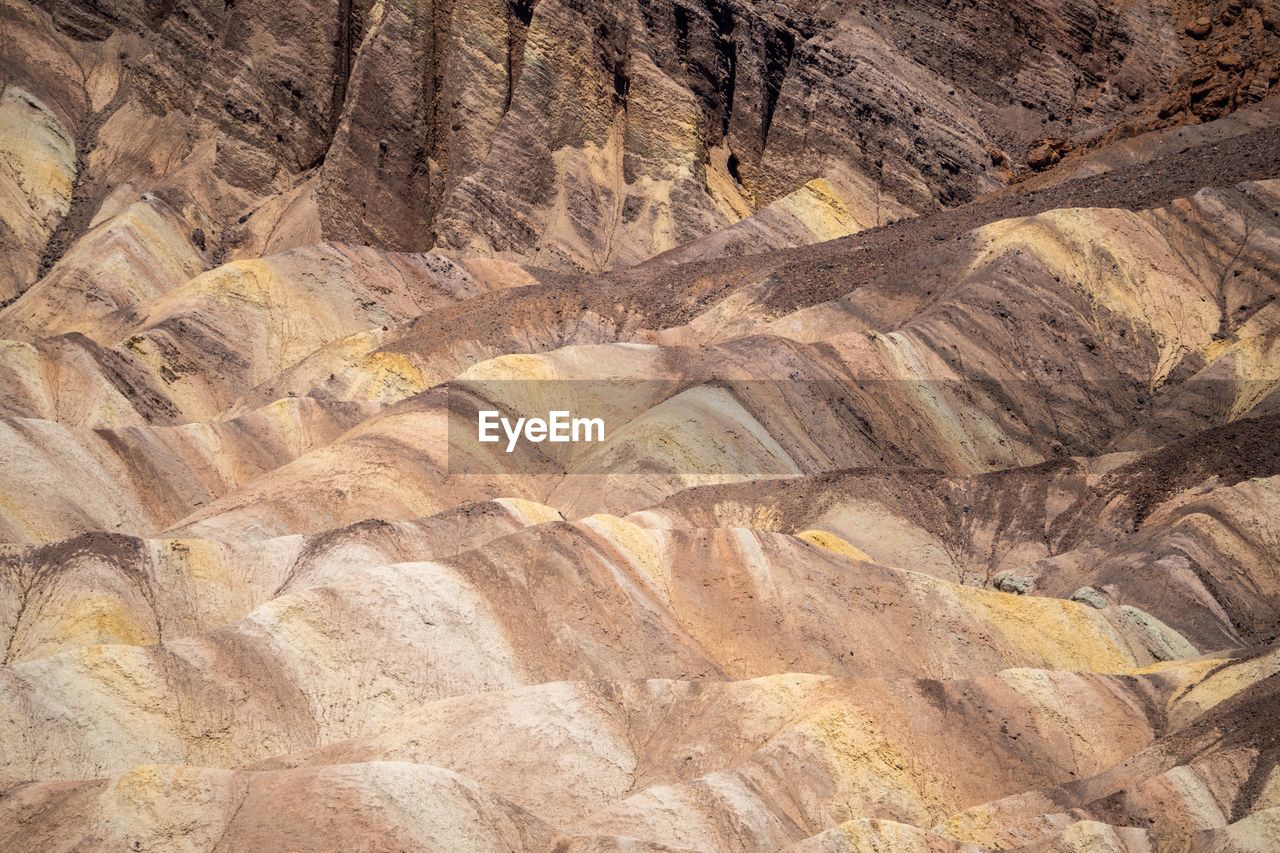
[
  {"x1": 711, "y1": 500, "x2": 783, "y2": 531},
  {"x1": 0, "y1": 86, "x2": 74, "y2": 226},
  {"x1": 1167, "y1": 648, "x2": 1280, "y2": 729},
  {"x1": 969, "y1": 208, "x2": 1222, "y2": 385},
  {"x1": 1221, "y1": 332, "x2": 1280, "y2": 419},
  {"x1": 797, "y1": 529, "x2": 875, "y2": 563},
  {"x1": 704, "y1": 145, "x2": 755, "y2": 222},
  {"x1": 950, "y1": 584, "x2": 1137, "y2": 672},
  {"x1": 131, "y1": 256, "x2": 362, "y2": 386},
  {"x1": 774, "y1": 178, "x2": 859, "y2": 240},
  {"x1": 0, "y1": 487, "x2": 43, "y2": 540},
  {"x1": 71, "y1": 644, "x2": 172, "y2": 715},
  {"x1": 459, "y1": 353, "x2": 560, "y2": 382},
  {"x1": 811, "y1": 504, "x2": 960, "y2": 579},
  {"x1": 50, "y1": 593, "x2": 155, "y2": 650},
  {"x1": 495, "y1": 497, "x2": 564, "y2": 527},
  {"x1": 800, "y1": 703, "x2": 936, "y2": 826},
  {"x1": 165, "y1": 538, "x2": 241, "y2": 607},
  {"x1": 933, "y1": 804, "x2": 1000, "y2": 845},
  {"x1": 583, "y1": 513, "x2": 671, "y2": 601},
  {"x1": 347, "y1": 350, "x2": 430, "y2": 402},
  {"x1": 1053, "y1": 820, "x2": 1143, "y2": 849}
]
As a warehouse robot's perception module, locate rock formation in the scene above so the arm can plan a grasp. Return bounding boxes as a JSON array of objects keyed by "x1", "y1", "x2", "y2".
[{"x1": 2, "y1": 0, "x2": 1280, "y2": 850}]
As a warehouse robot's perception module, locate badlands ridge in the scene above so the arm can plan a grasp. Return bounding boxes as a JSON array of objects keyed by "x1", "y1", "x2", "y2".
[{"x1": 2, "y1": 0, "x2": 1280, "y2": 850}]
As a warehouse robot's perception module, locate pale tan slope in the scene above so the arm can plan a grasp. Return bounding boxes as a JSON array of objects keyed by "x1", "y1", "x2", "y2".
[
  {"x1": 0, "y1": 762, "x2": 558, "y2": 853},
  {"x1": 160, "y1": 345, "x2": 694, "y2": 538},
  {"x1": 2, "y1": 651, "x2": 1274, "y2": 852},
  {"x1": 159, "y1": 322, "x2": 1273, "y2": 545},
  {"x1": 0, "y1": 332, "x2": 178, "y2": 429},
  {"x1": 0, "y1": 522, "x2": 1183, "y2": 782},
  {"x1": 0, "y1": 83, "x2": 74, "y2": 303},
  {"x1": 936, "y1": 650, "x2": 1280, "y2": 851},
  {"x1": 690, "y1": 181, "x2": 1280, "y2": 389},
  {"x1": 637, "y1": 165, "x2": 918, "y2": 268},
  {"x1": 368, "y1": 179, "x2": 1280, "y2": 445},
  {"x1": 254, "y1": 145, "x2": 1280, "y2": 416},
  {"x1": 0, "y1": 245, "x2": 536, "y2": 428},
  {"x1": 156, "y1": 366, "x2": 978, "y2": 540},
  {"x1": 261, "y1": 671, "x2": 1170, "y2": 840},
  {"x1": 643, "y1": 413, "x2": 1280, "y2": 653},
  {"x1": 2, "y1": 177, "x2": 1270, "y2": 449},
  {"x1": 0, "y1": 397, "x2": 376, "y2": 544},
  {"x1": 161, "y1": 389, "x2": 552, "y2": 540},
  {"x1": 0, "y1": 196, "x2": 206, "y2": 340},
  {"x1": 14, "y1": 407, "x2": 1269, "y2": 680},
  {"x1": 82, "y1": 245, "x2": 535, "y2": 421},
  {"x1": 1106, "y1": 303, "x2": 1280, "y2": 451},
  {"x1": 1, "y1": 498, "x2": 561, "y2": 663},
  {"x1": 152, "y1": 324, "x2": 1055, "y2": 539}
]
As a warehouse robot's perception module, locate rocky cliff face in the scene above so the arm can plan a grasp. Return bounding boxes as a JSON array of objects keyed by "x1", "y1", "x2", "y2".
[
  {"x1": 3, "y1": 0, "x2": 1280, "y2": 851},
  {"x1": 6, "y1": 0, "x2": 1276, "y2": 282}
]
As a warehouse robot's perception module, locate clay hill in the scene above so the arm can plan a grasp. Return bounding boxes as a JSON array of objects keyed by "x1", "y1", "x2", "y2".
[{"x1": 3, "y1": 0, "x2": 1280, "y2": 850}]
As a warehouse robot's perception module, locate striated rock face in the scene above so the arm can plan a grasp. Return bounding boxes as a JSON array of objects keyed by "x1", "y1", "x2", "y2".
[
  {"x1": 3, "y1": 0, "x2": 1280, "y2": 850},
  {"x1": 3, "y1": 0, "x2": 1276, "y2": 277},
  {"x1": 0, "y1": 84, "x2": 74, "y2": 301}
]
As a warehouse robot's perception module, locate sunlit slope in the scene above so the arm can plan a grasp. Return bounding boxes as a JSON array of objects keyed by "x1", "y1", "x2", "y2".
[{"x1": 2, "y1": 0, "x2": 1280, "y2": 846}]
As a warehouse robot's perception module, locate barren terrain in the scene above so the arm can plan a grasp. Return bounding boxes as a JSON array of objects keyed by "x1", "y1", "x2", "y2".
[{"x1": 2, "y1": 1, "x2": 1280, "y2": 850}]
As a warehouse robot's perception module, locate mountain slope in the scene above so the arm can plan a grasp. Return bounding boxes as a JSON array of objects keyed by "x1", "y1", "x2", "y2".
[{"x1": 3, "y1": 1, "x2": 1280, "y2": 851}]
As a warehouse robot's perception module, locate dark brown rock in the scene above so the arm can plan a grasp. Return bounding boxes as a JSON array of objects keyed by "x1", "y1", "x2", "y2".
[{"x1": 1186, "y1": 16, "x2": 1213, "y2": 38}]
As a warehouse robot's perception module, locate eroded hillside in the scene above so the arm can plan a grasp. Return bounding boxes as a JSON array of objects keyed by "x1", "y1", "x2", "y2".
[{"x1": 2, "y1": 0, "x2": 1280, "y2": 851}]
